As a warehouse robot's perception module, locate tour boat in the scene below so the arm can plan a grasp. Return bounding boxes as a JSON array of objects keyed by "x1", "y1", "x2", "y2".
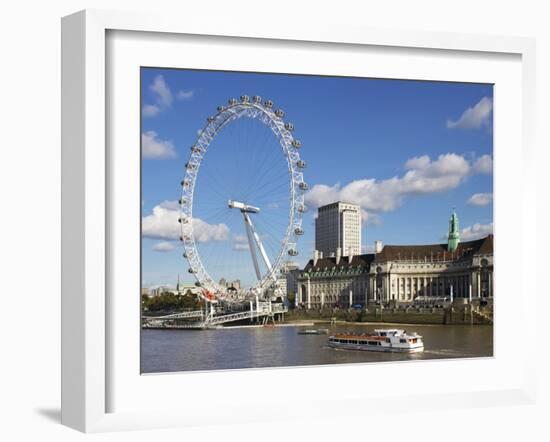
[{"x1": 328, "y1": 329, "x2": 424, "y2": 353}]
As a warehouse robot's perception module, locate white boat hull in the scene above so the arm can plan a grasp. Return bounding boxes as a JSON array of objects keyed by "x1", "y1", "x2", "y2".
[{"x1": 328, "y1": 342, "x2": 424, "y2": 353}]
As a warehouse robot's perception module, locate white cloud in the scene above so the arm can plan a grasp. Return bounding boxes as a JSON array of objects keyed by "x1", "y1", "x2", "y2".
[
  {"x1": 361, "y1": 209, "x2": 381, "y2": 226},
  {"x1": 304, "y1": 184, "x2": 341, "y2": 210},
  {"x1": 461, "y1": 222, "x2": 493, "y2": 241},
  {"x1": 159, "y1": 200, "x2": 180, "y2": 210},
  {"x1": 142, "y1": 203, "x2": 180, "y2": 240},
  {"x1": 142, "y1": 131, "x2": 177, "y2": 159},
  {"x1": 233, "y1": 242, "x2": 250, "y2": 251},
  {"x1": 193, "y1": 218, "x2": 230, "y2": 243},
  {"x1": 305, "y1": 153, "x2": 493, "y2": 225},
  {"x1": 150, "y1": 75, "x2": 173, "y2": 107},
  {"x1": 142, "y1": 201, "x2": 229, "y2": 242},
  {"x1": 467, "y1": 192, "x2": 493, "y2": 206},
  {"x1": 306, "y1": 153, "x2": 473, "y2": 213},
  {"x1": 142, "y1": 104, "x2": 161, "y2": 117},
  {"x1": 446, "y1": 96, "x2": 493, "y2": 130},
  {"x1": 177, "y1": 90, "x2": 194, "y2": 100},
  {"x1": 142, "y1": 75, "x2": 174, "y2": 117},
  {"x1": 152, "y1": 241, "x2": 176, "y2": 252},
  {"x1": 473, "y1": 154, "x2": 493, "y2": 174}
]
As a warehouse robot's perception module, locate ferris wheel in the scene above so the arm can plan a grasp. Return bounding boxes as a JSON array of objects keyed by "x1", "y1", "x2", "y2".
[{"x1": 178, "y1": 95, "x2": 307, "y2": 304}]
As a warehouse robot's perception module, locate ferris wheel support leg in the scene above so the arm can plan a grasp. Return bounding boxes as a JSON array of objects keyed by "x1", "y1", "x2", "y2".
[
  {"x1": 243, "y1": 212, "x2": 273, "y2": 277},
  {"x1": 243, "y1": 213, "x2": 262, "y2": 281}
]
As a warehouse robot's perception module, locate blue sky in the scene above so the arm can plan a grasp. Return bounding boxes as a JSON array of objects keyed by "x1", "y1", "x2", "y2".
[{"x1": 141, "y1": 67, "x2": 493, "y2": 288}]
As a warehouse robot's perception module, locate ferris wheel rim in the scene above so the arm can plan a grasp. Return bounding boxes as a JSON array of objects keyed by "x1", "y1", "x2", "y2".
[{"x1": 179, "y1": 96, "x2": 306, "y2": 302}]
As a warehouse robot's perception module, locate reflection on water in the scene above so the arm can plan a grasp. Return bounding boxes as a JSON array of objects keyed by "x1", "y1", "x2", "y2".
[{"x1": 141, "y1": 323, "x2": 493, "y2": 374}]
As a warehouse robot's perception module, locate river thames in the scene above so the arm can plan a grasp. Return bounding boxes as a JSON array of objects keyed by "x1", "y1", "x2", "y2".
[{"x1": 141, "y1": 323, "x2": 493, "y2": 373}]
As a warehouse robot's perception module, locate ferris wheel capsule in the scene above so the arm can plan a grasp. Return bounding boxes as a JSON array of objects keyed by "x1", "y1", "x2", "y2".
[
  {"x1": 191, "y1": 145, "x2": 202, "y2": 153},
  {"x1": 188, "y1": 268, "x2": 196, "y2": 274},
  {"x1": 299, "y1": 182, "x2": 308, "y2": 191},
  {"x1": 264, "y1": 100, "x2": 274, "y2": 108},
  {"x1": 288, "y1": 249, "x2": 298, "y2": 256},
  {"x1": 275, "y1": 109, "x2": 285, "y2": 118},
  {"x1": 297, "y1": 160, "x2": 306, "y2": 169},
  {"x1": 240, "y1": 95, "x2": 250, "y2": 103},
  {"x1": 228, "y1": 98, "x2": 238, "y2": 106},
  {"x1": 284, "y1": 122, "x2": 294, "y2": 131},
  {"x1": 252, "y1": 95, "x2": 262, "y2": 103},
  {"x1": 297, "y1": 204, "x2": 307, "y2": 213},
  {"x1": 292, "y1": 139, "x2": 301, "y2": 148},
  {"x1": 217, "y1": 105, "x2": 225, "y2": 112},
  {"x1": 294, "y1": 227, "x2": 304, "y2": 235},
  {"x1": 207, "y1": 116, "x2": 215, "y2": 123}
]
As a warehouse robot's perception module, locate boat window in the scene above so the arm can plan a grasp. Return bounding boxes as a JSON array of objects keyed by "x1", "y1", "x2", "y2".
[{"x1": 400, "y1": 339, "x2": 407, "y2": 343}]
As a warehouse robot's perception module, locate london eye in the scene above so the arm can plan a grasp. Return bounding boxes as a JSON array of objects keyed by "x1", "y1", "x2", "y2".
[{"x1": 179, "y1": 95, "x2": 307, "y2": 305}]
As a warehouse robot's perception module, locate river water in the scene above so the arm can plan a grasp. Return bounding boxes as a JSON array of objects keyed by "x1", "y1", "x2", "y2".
[{"x1": 141, "y1": 323, "x2": 493, "y2": 374}]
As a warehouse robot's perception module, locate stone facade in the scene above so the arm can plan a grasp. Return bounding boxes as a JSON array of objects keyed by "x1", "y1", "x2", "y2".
[
  {"x1": 370, "y1": 234, "x2": 494, "y2": 302},
  {"x1": 296, "y1": 253, "x2": 373, "y2": 309},
  {"x1": 296, "y1": 235, "x2": 493, "y2": 309}
]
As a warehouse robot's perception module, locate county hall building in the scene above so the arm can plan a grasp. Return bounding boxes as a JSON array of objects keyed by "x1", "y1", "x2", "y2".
[{"x1": 295, "y1": 204, "x2": 493, "y2": 309}]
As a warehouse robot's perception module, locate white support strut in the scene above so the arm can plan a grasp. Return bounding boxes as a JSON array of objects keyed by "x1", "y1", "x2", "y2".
[
  {"x1": 228, "y1": 199, "x2": 274, "y2": 281},
  {"x1": 243, "y1": 212, "x2": 271, "y2": 280},
  {"x1": 243, "y1": 211, "x2": 262, "y2": 280}
]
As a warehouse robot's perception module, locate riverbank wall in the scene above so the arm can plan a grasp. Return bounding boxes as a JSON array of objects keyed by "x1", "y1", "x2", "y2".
[{"x1": 284, "y1": 306, "x2": 493, "y2": 325}]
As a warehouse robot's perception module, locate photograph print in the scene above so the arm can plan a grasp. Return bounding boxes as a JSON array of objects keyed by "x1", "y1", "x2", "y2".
[{"x1": 140, "y1": 67, "x2": 494, "y2": 374}]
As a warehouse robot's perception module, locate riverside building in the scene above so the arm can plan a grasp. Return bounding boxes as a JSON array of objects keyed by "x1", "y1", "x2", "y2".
[
  {"x1": 296, "y1": 208, "x2": 493, "y2": 309},
  {"x1": 315, "y1": 201, "x2": 361, "y2": 257}
]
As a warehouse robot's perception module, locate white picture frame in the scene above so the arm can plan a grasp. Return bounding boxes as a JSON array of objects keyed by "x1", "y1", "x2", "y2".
[{"x1": 61, "y1": 9, "x2": 537, "y2": 433}]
